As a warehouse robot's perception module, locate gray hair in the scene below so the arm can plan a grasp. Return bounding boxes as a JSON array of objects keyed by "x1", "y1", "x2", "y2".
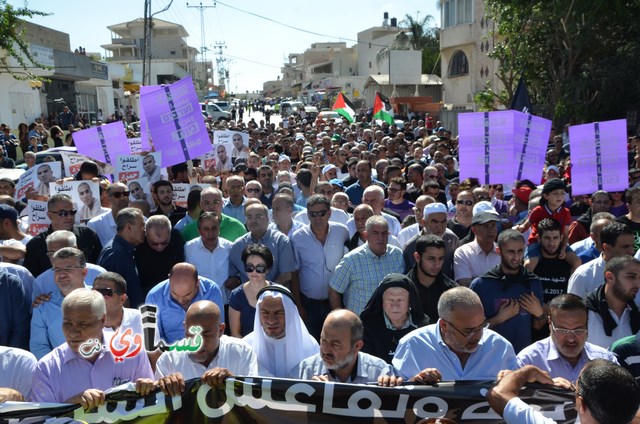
[
  {"x1": 362, "y1": 185, "x2": 384, "y2": 200},
  {"x1": 145, "y1": 214, "x2": 171, "y2": 232},
  {"x1": 62, "y1": 288, "x2": 106, "y2": 320},
  {"x1": 437, "y1": 287, "x2": 483, "y2": 321},
  {"x1": 201, "y1": 186, "x2": 223, "y2": 198},
  {"x1": 365, "y1": 215, "x2": 388, "y2": 232},
  {"x1": 46, "y1": 230, "x2": 77, "y2": 248},
  {"x1": 116, "y1": 207, "x2": 143, "y2": 233}
]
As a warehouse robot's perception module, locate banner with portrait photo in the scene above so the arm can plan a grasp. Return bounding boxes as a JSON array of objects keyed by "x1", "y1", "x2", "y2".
[
  {"x1": 15, "y1": 162, "x2": 62, "y2": 201},
  {"x1": 26, "y1": 200, "x2": 50, "y2": 235},
  {"x1": 59, "y1": 151, "x2": 93, "y2": 177},
  {"x1": 115, "y1": 152, "x2": 164, "y2": 185},
  {"x1": 213, "y1": 130, "x2": 249, "y2": 165},
  {"x1": 171, "y1": 183, "x2": 211, "y2": 208},
  {"x1": 49, "y1": 180, "x2": 102, "y2": 224},
  {"x1": 568, "y1": 119, "x2": 628, "y2": 195},
  {"x1": 140, "y1": 76, "x2": 212, "y2": 167}
]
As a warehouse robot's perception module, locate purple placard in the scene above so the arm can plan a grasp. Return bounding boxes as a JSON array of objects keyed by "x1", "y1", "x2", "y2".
[
  {"x1": 140, "y1": 76, "x2": 212, "y2": 167},
  {"x1": 569, "y1": 119, "x2": 628, "y2": 195},
  {"x1": 72, "y1": 122, "x2": 130, "y2": 164},
  {"x1": 137, "y1": 101, "x2": 153, "y2": 152},
  {"x1": 458, "y1": 111, "x2": 514, "y2": 184},
  {"x1": 513, "y1": 111, "x2": 552, "y2": 184}
]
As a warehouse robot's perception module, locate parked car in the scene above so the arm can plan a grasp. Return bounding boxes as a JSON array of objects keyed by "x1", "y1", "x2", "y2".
[
  {"x1": 200, "y1": 102, "x2": 231, "y2": 121},
  {"x1": 317, "y1": 111, "x2": 343, "y2": 122},
  {"x1": 304, "y1": 106, "x2": 319, "y2": 121}
]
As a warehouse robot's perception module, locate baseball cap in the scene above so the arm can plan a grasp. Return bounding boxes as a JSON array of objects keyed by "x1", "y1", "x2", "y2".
[
  {"x1": 472, "y1": 201, "x2": 499, "y2": 217},
  {"x1": 512, "y1": 186, "x2": 533, "y2": 203},
  {"x1": 472, "y1": 211, "x2": 500, "y2": 226}
]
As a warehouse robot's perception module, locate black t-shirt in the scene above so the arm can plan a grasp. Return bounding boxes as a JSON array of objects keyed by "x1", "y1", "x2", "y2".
[
  {"x1": 533, "y1": 256, "x2": 572, "y2": 303},
  {"x1": 616, "y1": 215, "x2": 640, "y2": 252}
]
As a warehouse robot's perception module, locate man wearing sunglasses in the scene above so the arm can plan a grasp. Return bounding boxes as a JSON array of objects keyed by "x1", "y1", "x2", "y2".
[
  {"x1": 92, "y1": 272, "x2": 143, "y2": 344},
  {"x1": 30, "y1": 247, "x2": 89, "y2": 359},
  {"x1": 393, "y1": 286, "x2": 516, "y2": 382},
  {"x1": 24, "y1": 194, "x2": 102, "y2": 278},
  {"x1": 88, "y1": 183, "x2": 131, "y2": 246},
  {"x1": 516, "y1": 294, "x2": 617, "y2": 382}
]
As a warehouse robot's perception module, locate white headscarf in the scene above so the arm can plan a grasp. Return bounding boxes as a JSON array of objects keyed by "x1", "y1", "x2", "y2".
[{"x1": 244, "y1": 288, "x2": 319, "y2": 377}]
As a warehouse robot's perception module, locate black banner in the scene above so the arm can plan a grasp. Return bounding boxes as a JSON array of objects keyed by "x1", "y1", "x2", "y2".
[{"x1": 0, "y1": 377, "x2": 577, "y2": 423}]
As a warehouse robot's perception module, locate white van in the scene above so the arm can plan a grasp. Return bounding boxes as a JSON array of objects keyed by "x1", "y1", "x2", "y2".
[
  {"x1": 280, "y1": 101, "x2": 304, "y2": 117},
  {"x1": 200, "y1": 102, "x2": 231, "y2": 121}
]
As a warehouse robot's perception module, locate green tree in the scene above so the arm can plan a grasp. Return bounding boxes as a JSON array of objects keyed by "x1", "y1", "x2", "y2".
[
  {"x1": 483, "y1": 0, "x2": 640, "y2": 127},
  {"x1": 0, "y1": 1, "x2": 50, "y2": 78},
  {"x1": 376, "y1": 13, "x2": 441, "y2": 76}
]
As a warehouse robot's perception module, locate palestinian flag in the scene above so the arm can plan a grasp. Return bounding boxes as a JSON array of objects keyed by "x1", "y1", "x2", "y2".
[
  {"x1": 332, "y1": 92, "x2": 356, "y2": 123},
  {"x1": 373, "y1": 92, "x2": 394, "y2": 124}
]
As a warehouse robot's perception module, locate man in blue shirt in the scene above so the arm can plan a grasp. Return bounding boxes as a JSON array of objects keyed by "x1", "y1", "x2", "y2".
[
  {"x1": 393, "y1": 286, "x2": 517, "y2": 382},
  {"x1": 145, "y1": 262, "x2": 224, "y2": 345}
]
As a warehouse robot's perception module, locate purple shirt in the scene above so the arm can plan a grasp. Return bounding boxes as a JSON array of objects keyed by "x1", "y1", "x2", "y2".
[
  {"x1": 516, "y1": 336, "x2": 617, "y2": 382},
  {"x1": 31, "y1": 331, "x2": 153, "y2": 402}
]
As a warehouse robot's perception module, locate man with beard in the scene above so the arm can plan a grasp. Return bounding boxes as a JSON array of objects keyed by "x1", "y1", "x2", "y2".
[
  {"x1": 527, "y1": 219, "x2": 574, "y2": 304},
  {"x1": 470, "y1": 230, "x2": 546, "y2": 353},
  {"x1": 585, "y1": 256, "x2": 640, "y2": 349},
  {"x1": 516, "y1": 294, "x2": 617, "y2": 382},
  {"x1": 150, "y1": 180, "x2": 187, "y2": 227},
  {"x1": 392, "y1": 286, "x2": 516, "y2": 382},
  {"x1": 294, "y1": 309, "x2": 397, "y2": 384}
]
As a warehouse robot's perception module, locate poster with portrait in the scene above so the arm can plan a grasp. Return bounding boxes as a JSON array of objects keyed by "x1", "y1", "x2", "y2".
[
  {"x1": 58, "y1": 151, "x2": 91, "y2": 177},
  {"x1": 49, "y1": 180, "x2": 102, "y2": 224},
  {"x1": 198, "y1": 150, "x2": 217, "y2": 174},
  {"x1": 115, "y1": 152, "x2": 164, "y2": 184},
  {"x1": 26, "y1": 200, "x2": 50, "y2": 235},
  {"x1": 15, "y1": 162, "x2": 62, "y2": 201},
  {"x1": 213, "y1": 130, "x2": 249, "y2": 165},
  {"x1": 171, "y1": 183, "x2": 211, "y2": 208},
  {"x1": 126, "y1": 178, "x2": 155, "y2": 208}
]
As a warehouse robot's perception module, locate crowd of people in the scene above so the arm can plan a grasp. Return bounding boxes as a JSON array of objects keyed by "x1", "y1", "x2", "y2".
[{"x1": 0, "y1": 108, "x2": 639, "y2": 424}]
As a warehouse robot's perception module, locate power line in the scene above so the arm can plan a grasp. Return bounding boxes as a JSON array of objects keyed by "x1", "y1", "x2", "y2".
[{"x1": 223, "y1": 53, "x2": 281, "y2": 69}]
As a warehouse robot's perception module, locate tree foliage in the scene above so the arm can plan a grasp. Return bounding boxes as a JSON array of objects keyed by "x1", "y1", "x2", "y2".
[
  {"x1": 483, "y1": 0, "x2": 640, "y2": 127},
  {"x1": 376, "y1": 13, "x2": 441, "y2": 76},
  {"x1": 0, "y1": 0, "x2": 51, "y2": 78}
]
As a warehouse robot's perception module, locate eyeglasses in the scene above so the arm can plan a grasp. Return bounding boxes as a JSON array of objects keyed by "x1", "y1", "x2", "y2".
[
  {"x1": 245, "y1": 263, "x2": 267, "y2": 273},
  {"x1": 456, "y1": 200, "x2": 473, "y2": 206},
  {"x1": 246, "y1": 188, "x2": 261, "y2": 193},
  {"x1": 309, "y1": 209, "x2": 329, "y2": 218},
  {"x1": 111, "y1": 191, "x2": 130, "y2": 198},
  {"x1": 550, "y1": 321, "x2": 587, "y2": 336},
  {"x1": 443, "y1": 319, "x2": 489, "y2": 339},
  {"x1": 387, "y1": 187, "x2": 401, "y2": 193},
  {"x1": 49, "y1": 209, "x2": 77, "y2": 217},
  {"x1": 93, "y1": 287, "x2": 123, "y2": 297},
  {"x1": 52, "y1": 266, "x2": 84, "y2": 274}
]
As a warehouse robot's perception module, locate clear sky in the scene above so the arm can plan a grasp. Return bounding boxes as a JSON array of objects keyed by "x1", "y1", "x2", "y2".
[{"x1": 15, "y1": 0, "x2": 440, "y2": 94}]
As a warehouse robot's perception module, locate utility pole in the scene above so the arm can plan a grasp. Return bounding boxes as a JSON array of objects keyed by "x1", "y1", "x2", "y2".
[
  {"x1": 212, "y1": 41, "x2": 228, "y2": 94},
  {"x1": 187, "y1": 2, "x2": 215, "y2": 90},
  {"x1": 142, "y1": 0, "x2": 152, "y2": 86}
]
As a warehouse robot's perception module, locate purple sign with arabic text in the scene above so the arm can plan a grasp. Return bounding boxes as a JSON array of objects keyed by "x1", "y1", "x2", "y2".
[
  {"x1": 72, "y1": 121, "x2": 130, "y2": 164},
  {"x1": 513, "y1": 111, "x2": 552, "y2": 184},
  {"x1": 569, "y1": 119, "x2": 628, "y2": 195},
  {"x1": 458, "y1": 111, "x2": 515, "y2": 184},
  {"x1": 140, "y1": 76, "x2": 211, "y2": 167}
]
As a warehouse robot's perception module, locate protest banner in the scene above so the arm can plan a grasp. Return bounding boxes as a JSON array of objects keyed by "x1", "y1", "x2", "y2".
[
  {"x1": 140, "y1": 76, "x2": 212, "y2": 167},
  {"x1": 116, "y1": 152, "x2": 163, "y2": 183},
  {"x1": 214, "y1": 130, "x2": 249, "y2": 166},
  {"x1": 26, "y1": 200, "x2": 50, "y2": 235},
  {"x1": 15, "y1": 162, "x2": 62, "y2": 201},
  {"x1": 49, "y1": 180, "x2": 102, "y2": 224},
  {"x1": 458, "y1": 110, "x2": 550, "y2": 184},
  {"x1": 568, "y1": 119, "x2": 628, "y2": 195},
  {"x1": 198, "y1": 150, "x2": 217, "y2": 173},
  {"x1": 59, "y1": 151, "x2": 93, "y2": 177},
  {"x1": 172, "y1": 183, "x2": 211, "y2": 208},
  {"x1": 0, "y1": 377, "x2": 576, "y2": 423},
  {"x1": 72, "y1": 121, "x2": 131, "y2": 165}
]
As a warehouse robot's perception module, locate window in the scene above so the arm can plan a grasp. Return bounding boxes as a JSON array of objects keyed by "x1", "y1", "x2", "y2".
[
  {"x1": 449, "y1": 51, "x2": 469, "y2": 77},
  {"x1": 443, "y1": 0, "x2": 473, "y2": 27}
]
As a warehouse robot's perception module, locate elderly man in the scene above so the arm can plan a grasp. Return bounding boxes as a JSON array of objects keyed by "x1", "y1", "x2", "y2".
[
  {"x1": 31, "y1": 289, "x2": 154, "y2": 408},
  {"x1": 184, "y1": 212, "x2": 232, "y2": 310},
  {"x1": 330, "y1": 215, "x2": 404, "y2": 315},
  {"x1": 135, "y1": 215, "x2": 185, "y2": 295},
  {"x1": 347, "y1": 185, "x2": 401, "y2": 237},
  {"x1": 488, "y1": 360, "x2": 640, "y2": 424},
  {"x1": 295, "y1": 309, "x2": 395, "y2": 384},
  {"x1": 25, "y1": 194, "x2": 102, "y2": 277},
  {"x1": 88, "y1": 182, "x2": 131, "y2": 246},
  {"x1": 244, "y1": 285, "x2": 318, "y2": 377},
  {"x1": 180, "y1": 187, "x2": 246, "y2": 243},
  {"x1": 397, "y1": 195, "x2": 435, "y2": 248},
  {"x1": 98, "y1": 208, "x2": 146, "y2": 307},
  {"x1": 145, "y1": 262, "x2": 224, "y2": 345},
  {"x1": 227, "y1": 203, "x2": 295, "y2": 288},
  {"x1": 392, "y1": 287, "x2": 516, "y2": 382},
  {"x1": 516, "y1": 293, "x2": 617, "y2": 382},
  {"x1": 291, "y1": 195, "x2": 349, "y2": 339},
  {"x1": 30, "y1": 247, "x2": 90, "y2": 359},
  {"x1": 453, "y1": 211, "x2": 501, "y2": 286},
  {"x1": 585, "y1": 256, "x2": 640, "y2": 349},
  {"x1": 404, "y1": 202, "x2": 459, "y2": 277},
  {"x1": 155, "y1": 301, "x2": 258, "y2": 396}
]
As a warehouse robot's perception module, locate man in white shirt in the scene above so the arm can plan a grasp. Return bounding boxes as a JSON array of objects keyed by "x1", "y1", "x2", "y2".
[
  {"x1": 156, "y1": 300, "x2": 257, "y2": 397},
  {"x1": 88, "y1": 183, "x2": 130, "y2": 246}
]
